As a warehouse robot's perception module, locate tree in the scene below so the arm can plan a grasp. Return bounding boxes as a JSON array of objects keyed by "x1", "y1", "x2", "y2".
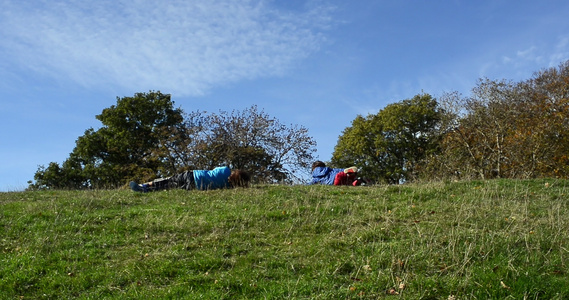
[
  {"x1": 332, "y1": 94, "x2": 442, "y2": 184},
  {"x1": 31, "y1": 91, "x2": 184, "y2": 189},
  {"x1": 522, "y1": 61, "x2": 569, "y2": 177},
  {"x1": 446, "y1": 79, "x2": 519, "y2": 179},
  {"x1": 158, "y1": 105, "x2": 316, "y2": 183},
  {"x1": 430, "y1": 60, "x2": 569, "y2": 180}
]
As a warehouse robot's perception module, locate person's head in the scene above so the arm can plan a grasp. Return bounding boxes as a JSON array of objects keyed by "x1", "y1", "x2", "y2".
[
  {"x1": 312, "y1": 161, "x2": 326, "y2": 171},
  {"x1": 229, "y1": 169, "x2": 251, "y2": 187}
]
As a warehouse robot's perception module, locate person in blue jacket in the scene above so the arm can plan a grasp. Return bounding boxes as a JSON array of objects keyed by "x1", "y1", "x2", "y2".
[
  {"x1": 130, "y1": 166, "x2": 250, "y2": 192},
  {"x1": 309, "y1": 161, "x2": 344, "y2": 185}
]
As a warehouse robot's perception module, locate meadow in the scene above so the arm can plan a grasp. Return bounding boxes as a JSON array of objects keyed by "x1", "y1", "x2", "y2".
[{"x1": 1, "y1": 179, "x2": 568, "y2": 299}]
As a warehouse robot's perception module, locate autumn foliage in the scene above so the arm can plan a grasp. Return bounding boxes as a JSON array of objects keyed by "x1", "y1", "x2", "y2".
[
  {"x1": 430, "y1": 61, "x2": 569, "y2": 180},
  {"x1": 334, "y1": 61, "x2": 569, "y2": 182}
]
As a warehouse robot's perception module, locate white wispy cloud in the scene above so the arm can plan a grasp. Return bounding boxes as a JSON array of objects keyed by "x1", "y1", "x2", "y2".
[{"x1": 0, "y1": 0, "x2": 334, "y2": 96}]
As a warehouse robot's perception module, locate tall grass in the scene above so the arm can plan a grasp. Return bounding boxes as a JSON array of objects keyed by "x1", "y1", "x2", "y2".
[{"x1": 1, "y1": 179, "x2": 568, "y2": 299}]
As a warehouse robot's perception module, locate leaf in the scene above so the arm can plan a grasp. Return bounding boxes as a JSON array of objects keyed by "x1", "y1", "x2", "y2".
[{"x1": 387, "y1": 288, "x2": 399, "y2": 295}]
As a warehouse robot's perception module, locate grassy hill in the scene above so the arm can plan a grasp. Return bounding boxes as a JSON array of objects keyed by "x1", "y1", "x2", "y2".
[{"x1": 1, "y1": 179, "x2": 568, "y2": 299}]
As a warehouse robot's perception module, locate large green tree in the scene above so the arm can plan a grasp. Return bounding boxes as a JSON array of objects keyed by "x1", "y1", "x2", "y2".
[
  {"x1": 332, "y1": 94, "x2": 442, "y2": 184},
  {"x1": 31, "y1": 91, "x2": 184, "y2": 189}
]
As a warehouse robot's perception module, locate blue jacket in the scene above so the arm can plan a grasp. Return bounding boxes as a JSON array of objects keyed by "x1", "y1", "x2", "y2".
[
  {"x1": 309, "y1": 166, "x2": 343, "y2": 185},
  {"x1": 193, "y1": 166, "x2": 232, "y2": 190}
]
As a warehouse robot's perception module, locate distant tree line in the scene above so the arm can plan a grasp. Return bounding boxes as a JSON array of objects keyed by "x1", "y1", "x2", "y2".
[
  {"x1": 332, "y1": 60, "x2": 569, "y2": 183},
  {"x1": 30, "y1": 92, "x2": 316, "y2": 189},
  {"x1": 30, "y1": 60, "x2": 569, "y2": 189}
]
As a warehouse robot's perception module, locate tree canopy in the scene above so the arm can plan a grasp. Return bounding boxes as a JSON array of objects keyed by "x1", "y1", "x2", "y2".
[
  {"x1": 31, "y1": 60, "x2": 569, "y2": 188},
  {"x1": 157, "y1": 105, "x2": 316, "y2": 183},
  {"x1": 31, "y1": 91, "x2": 184, "y2": 189},
  {"x1": 429, "y1": 61, "x2": 569, "y2": 180},
  {"x1": 332, "y1": 94, "x2": 442, "y2": 184}
]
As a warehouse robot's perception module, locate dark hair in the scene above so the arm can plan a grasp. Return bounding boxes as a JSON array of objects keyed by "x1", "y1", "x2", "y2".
[
  {"x1": 229, "y1": 170, "x2": 251, "y2": 188},
  {"x1": 311, "y1": 161, "x2": 326, "y2": 171}
]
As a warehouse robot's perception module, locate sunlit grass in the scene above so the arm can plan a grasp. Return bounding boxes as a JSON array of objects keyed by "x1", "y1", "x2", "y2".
[{"x1": 1, "y1": 179, "x2": 568, "y2": 299}]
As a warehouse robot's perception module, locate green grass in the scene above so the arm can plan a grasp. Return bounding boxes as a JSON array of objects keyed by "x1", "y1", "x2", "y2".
[{"x1": 1, "y1": 179, "x2": 568, "y2": 299}]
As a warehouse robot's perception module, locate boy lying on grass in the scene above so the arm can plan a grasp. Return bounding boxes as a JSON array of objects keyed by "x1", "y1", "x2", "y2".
[{"x1": 130, "y1": 167, "x2": 250, "y2": 192}]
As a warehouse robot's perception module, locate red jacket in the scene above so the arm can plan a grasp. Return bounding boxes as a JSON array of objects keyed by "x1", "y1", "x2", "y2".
[{"x1": 334, "y1": 171, "x2": 357, "y2": 186}]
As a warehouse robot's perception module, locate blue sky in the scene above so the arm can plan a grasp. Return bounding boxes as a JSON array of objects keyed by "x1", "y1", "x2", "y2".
[{"x1": 1, "y1": 0, "x2": 569, "y2": 191}]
